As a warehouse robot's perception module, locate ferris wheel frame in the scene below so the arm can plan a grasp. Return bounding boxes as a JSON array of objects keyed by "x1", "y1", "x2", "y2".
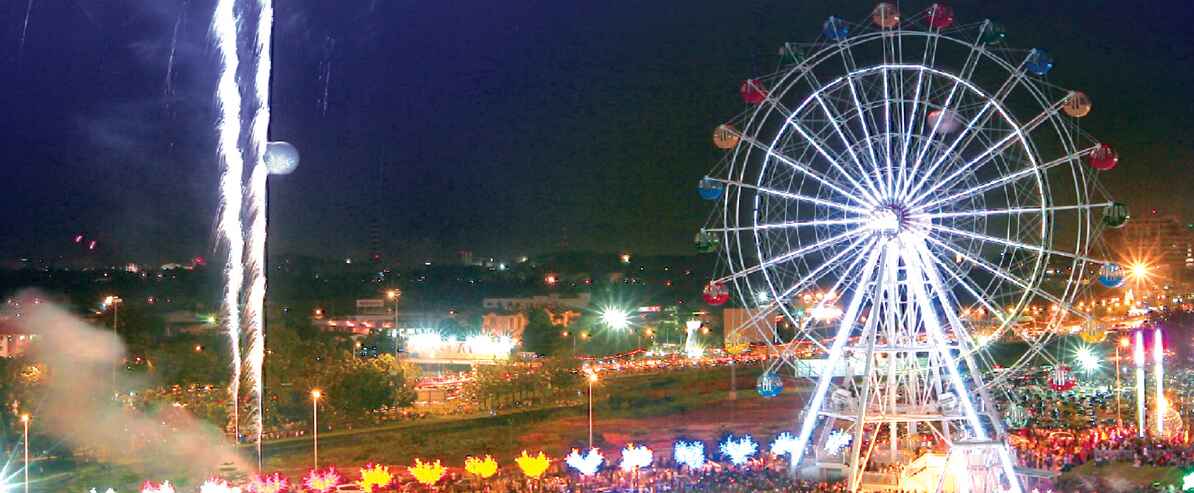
[{"x1": 701, "y1": 9, "x2": 1122, "y2": 492}]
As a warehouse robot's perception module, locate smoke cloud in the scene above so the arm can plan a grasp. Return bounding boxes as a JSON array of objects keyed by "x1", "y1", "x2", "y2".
[{"x1": 9, "y1": 291, "x2": 246, "y2": 479}]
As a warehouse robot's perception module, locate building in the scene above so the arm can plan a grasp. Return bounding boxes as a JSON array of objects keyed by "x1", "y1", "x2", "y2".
[
  {"x1": 0, "y1": 320, "x2": 35, "y2": 358},
  {"x1": 313, "y1": 298, "x2": 396, "y2": 336},
  {"x1": 482, "y1": 292, "x2": 592, "y2": 311},
  {"x1": 481, "y1": 312, "x2": 528, "y2": 339},
  {"x1": 1107, "y1": 212, "x2": 1193, "y2": 282}
]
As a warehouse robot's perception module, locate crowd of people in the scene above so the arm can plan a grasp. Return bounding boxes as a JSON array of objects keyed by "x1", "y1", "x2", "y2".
[{"x1": 1011, "y1": 423, "x2": 1194, "y2": 472}]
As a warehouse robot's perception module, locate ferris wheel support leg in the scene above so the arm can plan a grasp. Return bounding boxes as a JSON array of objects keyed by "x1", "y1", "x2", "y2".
[
  {"x1": 920, "y1": 246, "x2": 1009, "y2": 439},
  {"x1": 907, "y1": 241, "x2": 1021, "y2": 493},
  {"x1": 788, "y1": 247, "x2": 883, "y2": 474},
  {"x1": 846, "y1": 254, "x2": 887, "y2": 491}
]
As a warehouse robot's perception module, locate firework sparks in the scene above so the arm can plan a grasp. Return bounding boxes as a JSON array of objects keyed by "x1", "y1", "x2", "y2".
[{"x1": 211, "y1": 0, "x2": 245, "y2": 441}]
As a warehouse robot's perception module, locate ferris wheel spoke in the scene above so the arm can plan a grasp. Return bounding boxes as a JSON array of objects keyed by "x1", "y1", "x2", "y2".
[
  {"x1": 774, "y1": 236, "x2": 880, "y2": 364},
  {"x1": 922, "y1": 234, "x2": 1086, "y2": 320},
  {"x1": 906, "y1": 54, "x2": 1033, "y2": 202},
  {"x1": 790, "y1": 244, "x2": 883, "y2": 469},
  {"x1": 909, "y1": 95, "x2": 1071, "y2": 206},
  {"x1": 736, "y1": 132, "x2": 875, "y2": 207},
  {"x1": 705, "y1": 176, "x2": 872, "y2": 215},
  {"x1": 712, "y1": 226, "x2": 864, "y2": 285},
  {"x1": 728, "y1": 235, "x2": 877, "y2": 356},
  {"x1": 904, "y1": 244, "x2": 996, "y2": 441},
  {"x1": 898, "y1": 76, "x2": 964, "y2": 200},
  {"x1": 910, "y1": 242, "x2": 1013, "y2": 441},
  {"x1": 702, "y1": 217, "x2": 868, "y2": 234},
  {"x1": 913, "y1": 202, "x2": 1113, "y2": 220},
  {"x1": 837, "y1": 48, "x2": 887, "y2": 198},
  {"x1": 897, "y1": 65, "x2": 928, "y2": 195},
  {"x1": 786, "y1": 119, "x2": 884, "y2": 205},
  {"x1": 812, "y1": 93, "x2": 884, "y2": 203},
  {"x1": 924, "y1": 248, "x2": 1011, "y2": 328},
  {"x1": 914, "y1": 145, "x2": 1100, "y2": 212},
  {"x1": 929, "y1": 222, "x2": 1110, "y2": 267}
]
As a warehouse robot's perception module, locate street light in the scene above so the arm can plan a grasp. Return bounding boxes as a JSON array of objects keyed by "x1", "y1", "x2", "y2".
[
  {"x1": 386, "y1": 289, "x2": 402, "y2": 356},
  {"x1": 1075, "y1": 346, "x2": 1100, "y2": 374},
  {"x1": 586, "y1": 370, "x2": 599, "y2": 448},
  {"x1": 311, "y1": 389, "x2": 322, "y2": 468},
  {"x1": 600, "y1": 306, "x2": 630, "y2": 331},
  {"x1": 21, "y1": 414, "x2": 29, "y2": 493},
  {"x1": 103, "y1": 296, "x2": 123, "y2": 400}
]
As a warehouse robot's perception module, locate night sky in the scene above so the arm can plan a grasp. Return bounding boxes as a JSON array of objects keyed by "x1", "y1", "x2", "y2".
[{"x1": 1, "y1": 0, "x2": 1192, "y2": 266}]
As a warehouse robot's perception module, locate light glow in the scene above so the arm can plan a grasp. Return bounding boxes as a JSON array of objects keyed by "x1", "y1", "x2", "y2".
[
  {"x1": 515, "y1": 450, "x2": 551, "y2": 479},
  {"x1": 673, "y1": 440, "x2": 706, "y2": 469},
  {"x1": 199, "y1": 481, "x2": 240, "y2": 493},
  {"x1": 358, "y1": 464, "x2": 393, "y2": 493},
  {"x1": 600, "y1": 306, "x2": 630, "y2": 331},
  {"x1": 211, "y1": 0, "x2": 245, "y2": 440},
  {"x1": 141, "y1": 482, "x2": 176, "y2": 493},
  {"x1": 1135, "y1": 330, "x2": 1146, "y2": 437},
  {"x1": 303, "y1": 468, "x2": 341, "y2": 493},
  {"x1": 408, "y1": 459, "x2": 446, "y2": 486},
  {"x1": 824, "y1": 430, "x2": 852, "y2": 455},
  {"x1": 565, "y1": 448, "x2": 604, "y2": 476},
  {"x1": 1074, "y1": 346, "x2": 1100, "y2": 373},
  {"x1": 619, "y1": 444, "x2": 653, "y2": 472},
  {"x1": 1154, "y1": 327, "x2": 1164, "y2": 435},
  {"x1": 719, "y1": 435, "x2": 758, "y2": 465},
  {"x1": 464, "y1": 455, "x2": 499, "y2": 479},
  {"x1": 770, "y1": 432, "x2": 800, "y2": 458},
  {"x1": 242, "y1": 0, "x2": 276, "y2": 456}
]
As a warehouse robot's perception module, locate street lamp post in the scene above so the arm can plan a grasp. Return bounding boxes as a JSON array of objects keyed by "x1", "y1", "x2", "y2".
[
  {"x1": 1117, "y1": 336, "x2": 1129, "y2": 426},
  {"x1": 21, "y1": 414, "x2": 29, "y2": 493},
  {"x1": 387, "y1": 289, "x2": 402, "y2": 357},
  {"x1": 311, "y1": 390, "x2": 322, "y2": 468},
  {"x1": 104, "y1": 296, "x2": 122, "y2": 400},
  {"x1": 586, "y1": 371, "x2": 598, "y2": 448}
]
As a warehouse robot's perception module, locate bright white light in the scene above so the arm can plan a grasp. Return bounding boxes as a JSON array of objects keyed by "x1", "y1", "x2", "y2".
[
  {"x1": 1074, "y1": 346, "x2": 1100, "y2": 373},
  {"x1": 868, "y1": 208, "x2": 901, "y2": 234},
  {"x1": 754, "y1": 290, "x2": 770, "y2": 303},
  {"x1": 212, "y1": 0, "x2": 245, "y2": 439},
  {"x1": 673, "y1": 440, "x2": 706, "y2": 469},
  {"x1": 719, "y1": 435, "x2": 758, "y2": 465},
  {"x1": 200, "y1": 479, "x2": 242, "y2": 493},
  {"x1": 600, "y1": 306, "x2": 630, "y2": 330},
  {"x1": 809, "y1": 305, "x2": 843, "y2": 321},
  {"x1": 565, "y1": 448, "x2": 604, "y2": 476},
  {"x1": 465, "y1": 334, "x2": 516, "y2": 358},
  {"x1": 824, "y1": 430, "x2": 851, "y2": 455},
  {"x1": 407, "y1": 330, "x2": 445, "y2": 355},
  {"x1": 619, "y1": 444, "x2": 653, "y2": 472},
  {"x1": 684, "y1": 342, "x2": 705, "y2": 360},
  {"x1": 769, "y1": 432, "x2": 800, "y2": 458}
]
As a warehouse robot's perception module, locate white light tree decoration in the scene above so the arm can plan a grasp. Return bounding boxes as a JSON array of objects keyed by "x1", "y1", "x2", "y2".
[{"x1": 701, "y1": 4, "x2": 1121, "y2": 492}]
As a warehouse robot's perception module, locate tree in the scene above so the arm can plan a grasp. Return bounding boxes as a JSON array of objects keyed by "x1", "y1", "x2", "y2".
[{"x1": 521, "y1": 309, "x2": 561, "y2": 356}]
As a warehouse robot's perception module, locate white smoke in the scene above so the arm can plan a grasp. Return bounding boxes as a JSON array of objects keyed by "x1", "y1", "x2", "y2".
[{"x1": 9, "y1": 292, "x2": 246, "y2": 479}]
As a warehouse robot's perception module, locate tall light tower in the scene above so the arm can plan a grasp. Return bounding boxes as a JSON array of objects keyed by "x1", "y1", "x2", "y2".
[
  {"x1": 1135, "y1": 330, "x2": 1146, "y2": 437},
  {"x1": 1154, "y1": 327, "x2": 1164, "y2": 435}
]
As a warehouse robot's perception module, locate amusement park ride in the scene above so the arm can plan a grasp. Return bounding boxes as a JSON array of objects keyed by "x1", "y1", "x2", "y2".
[{"x1": 698, "y1": 3, "x2": 1130, "y2": 492}]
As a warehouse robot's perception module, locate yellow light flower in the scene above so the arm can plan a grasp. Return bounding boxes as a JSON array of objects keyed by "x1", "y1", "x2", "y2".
[
  {"x1": 409, "y1": 458, "x2": 446, "y2": 486},
  {"x1": 515, "y1": 450, "x2": 551, "y2": 479},
  {"x1": 465, "y1": 455, "x2": 499, "y2": 479}
]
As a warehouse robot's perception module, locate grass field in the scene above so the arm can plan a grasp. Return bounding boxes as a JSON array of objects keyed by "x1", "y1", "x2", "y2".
[{"x1": 57, "y1": 364, "x2": 808, "y2": 491}]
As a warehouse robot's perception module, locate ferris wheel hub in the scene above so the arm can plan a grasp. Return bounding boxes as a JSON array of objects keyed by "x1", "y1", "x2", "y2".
[{"x1": 868, "y1": 205, "x2": 910, "y2": 237}]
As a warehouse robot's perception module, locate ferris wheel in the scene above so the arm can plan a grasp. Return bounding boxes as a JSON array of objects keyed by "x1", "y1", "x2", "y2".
[{"x1": 698, "y1": 3, "x2": 1125, "y2": 492}]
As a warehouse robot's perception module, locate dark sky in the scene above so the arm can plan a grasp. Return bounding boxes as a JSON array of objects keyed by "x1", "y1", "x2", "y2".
[{"x1": 1, "y1": 0, "x2": 1192, "y2": 266}]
